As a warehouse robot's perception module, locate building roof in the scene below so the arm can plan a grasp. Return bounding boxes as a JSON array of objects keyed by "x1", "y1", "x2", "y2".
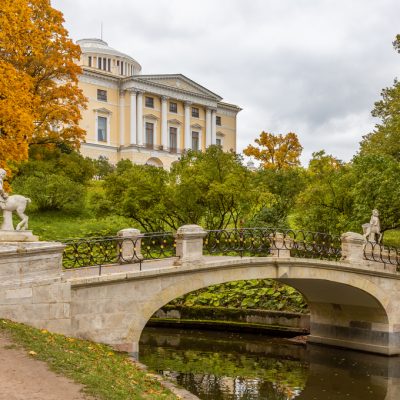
[{"x1": 77, "y1": 38, "x2": 141, "y2": 70}]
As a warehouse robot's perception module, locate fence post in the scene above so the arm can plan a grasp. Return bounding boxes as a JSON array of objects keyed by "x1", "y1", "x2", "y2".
[
  {"x1": 341, "y1": 232, "x2": 367, "y2": 264},
  {"x1": 117, "y1": 228, "x2": 142, "y2": 262},
  {"x1": 270, "y1": 232, "x2": 293, "y2": 258},
  {"x1": 174, "y1": 224, "x2": 207, "y2": 266}
]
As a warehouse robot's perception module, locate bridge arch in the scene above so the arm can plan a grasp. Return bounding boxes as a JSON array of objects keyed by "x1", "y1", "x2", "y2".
[{"x1": 125, "y1": 258, "x2": 394, "y2": 356}]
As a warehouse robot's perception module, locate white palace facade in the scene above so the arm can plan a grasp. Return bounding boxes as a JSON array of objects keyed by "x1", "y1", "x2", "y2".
[{"x1": 76, "y1": 38, "x2": 242, "y2": 169}]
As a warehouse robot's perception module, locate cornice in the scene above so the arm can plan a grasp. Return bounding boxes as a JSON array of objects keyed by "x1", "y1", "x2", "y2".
[
  {"x1": 125, "y1": 73, "x2": 223, "y2": 100},
  {"x1": 122, "y1": 78, "x2": 219, "y2": 108}
]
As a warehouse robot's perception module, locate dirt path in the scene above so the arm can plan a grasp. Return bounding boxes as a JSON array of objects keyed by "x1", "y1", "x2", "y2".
[{"x1": 0, "y1": 333, "x2": 94, "y2": 400}]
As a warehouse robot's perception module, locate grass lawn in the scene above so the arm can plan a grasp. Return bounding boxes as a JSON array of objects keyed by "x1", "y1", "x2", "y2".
[
  {"x1": 383, "y1": 229, "x2": 400, "y2": 247},
  {"x1": 27, "y1": 211, "x2": 138, "y2": 241},
  {"x1": 0, "y1": 319, "x2": 177, "y2": 400}
]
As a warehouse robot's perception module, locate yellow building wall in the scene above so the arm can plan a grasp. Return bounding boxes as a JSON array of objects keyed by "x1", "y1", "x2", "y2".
[
  {"x1": 216, "y1": 112, "x2": 237, "y2": 152},
  {"x1": 78, "y1": 81, "x2": 119, "y2": 146}
]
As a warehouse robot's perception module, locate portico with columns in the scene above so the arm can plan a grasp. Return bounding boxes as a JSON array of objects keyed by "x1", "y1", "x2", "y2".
[{"x1": 76, "y1": 39, "x2": 241, "y2": 169}]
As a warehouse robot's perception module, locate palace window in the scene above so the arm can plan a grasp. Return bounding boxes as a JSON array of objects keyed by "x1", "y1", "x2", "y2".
[
  {"x1": 97, "y1": 89, "x2": 107, "y2": 102},
  {"x1": 192, "y1": 107, "x2": 199, "y2": 118},
  {"x1": 120, "y1": 61, "x2": 124, "y2": 75},
  {"x1": 108, "y1": 59, "x2": 111, "y2": 72},
  {"x1": 216, "y1": 116, "x2": 222, "y2": 126},
  {"x1": 88, "y1": 56, "x2": 92, "y2": 67},
  {"x1": 145, "y1": 97, "x2": 154, "y2": 108},
  {"x1": 169, "y1": 127, "x2": 177, "y2": 152},
  {"x1": 169, "y1": 102, "x2": 177, "y2": 113},
  {"x1": 103, "y1": 58, "x2": 106, "y2": 70},
  {"x1": 145, "y1": 122, "x2": 154, "y2": 148},
  {"x1": 98, "y1": 57, "x2": 102, "y2": 69},
  {"x1": 97, "y1": 116, "x2": 107, "y2": 142},
  {"x1": 192, "y1": 131, "x2": 199, "y2": 151},
  {"x1": 216, "y1": 137, "x2": 222, "y2": 146}
]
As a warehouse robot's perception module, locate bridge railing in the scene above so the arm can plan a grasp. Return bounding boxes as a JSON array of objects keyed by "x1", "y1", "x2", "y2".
[
  {"x1": 203, "y1": 228, "x2": 342, "y2": 261},
  {"x1": 62, "y1": 232, "x2": 176, "y2": 273},
  {"x1": 363, "y1": 241, "x2": 400, "y2": 270}
]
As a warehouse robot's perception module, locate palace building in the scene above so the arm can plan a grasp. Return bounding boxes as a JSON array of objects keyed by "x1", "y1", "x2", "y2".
[{"x1": 76, "y1": 38, "x2": 241, "y2": 169}]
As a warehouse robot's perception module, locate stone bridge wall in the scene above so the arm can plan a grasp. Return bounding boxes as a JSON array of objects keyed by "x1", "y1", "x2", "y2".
[{"x1": 0, "y1": 226, "x2": 400, "y2": 358}]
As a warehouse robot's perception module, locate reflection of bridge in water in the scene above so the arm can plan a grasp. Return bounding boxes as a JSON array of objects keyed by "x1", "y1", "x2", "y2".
[
  {"x1": 140, "y1": 327, "x2": 400, "y2": 400},
  {"x1": 1, "y1": 225, "x2": 400, "y2": 361}
]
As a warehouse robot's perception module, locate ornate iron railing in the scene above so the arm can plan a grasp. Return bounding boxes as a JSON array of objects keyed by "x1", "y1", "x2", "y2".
[
  {"x1": 363, "y1": 241, "x2": 400, "y2": 270},
  {"x1": 204, "y1": 228, "x2": 342, "y2": 260},
  {"x1": 62, "y1": 232, "x2": 176, "y2": 273}
]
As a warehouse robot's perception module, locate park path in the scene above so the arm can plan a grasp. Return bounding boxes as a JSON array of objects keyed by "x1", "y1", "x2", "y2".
[{"x1": 0, "y1": 333, "x2": 93, "y2": 400}]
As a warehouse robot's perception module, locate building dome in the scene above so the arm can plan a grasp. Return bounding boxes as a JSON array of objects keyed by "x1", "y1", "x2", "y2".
[{"x1": 77, "y1": 38, "x2": 142, "y2": 76}]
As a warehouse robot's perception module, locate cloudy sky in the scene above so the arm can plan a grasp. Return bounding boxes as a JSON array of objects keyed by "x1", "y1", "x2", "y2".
[{"x1": 53, "y1": 0, "x2": 400, "y2": 164}]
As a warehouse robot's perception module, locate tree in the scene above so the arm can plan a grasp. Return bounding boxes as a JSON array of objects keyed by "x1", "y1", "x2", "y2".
[
  {"x1": 350, "y1": 154, "x2": 400, "y2": 232},
  {"x1": 248, "y1": 167, "x2": 305, "y2": 227},
  {"x1": 293, "y1": 151, "x2": 354, "y2": 234},
  {"x1": 167, "y1": 147, "x2": 261, "y2": 230},
  {"x1": 0, "y1": 61, "x2": 34, "y2": 175},
  {"x1": 244, "y1": 132, "x2": 303, "y2": 170},
  {"x1": 0, "y1": 0, "x2": 87, "y2": 167}
]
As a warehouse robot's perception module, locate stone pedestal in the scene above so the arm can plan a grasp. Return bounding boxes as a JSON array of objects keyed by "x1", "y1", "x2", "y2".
[
  {"x1": 0, "y1": 230, "x2": 39, "y2": 242},
  {"x1": 270, "y1": 233, "x2": 293, "y2": 257},
  {"x1": 117, "y1": 228, "x2": 142, "y2": 262},
  {"x1": 0, "y1": 241, "x2": 71, "y2": 336},
  {"x1": 174, "y1": 224, "x2": 207, "y2": 266},
  {"x1": 341, "y1": 231, "x2": 367, "y2": 263}
]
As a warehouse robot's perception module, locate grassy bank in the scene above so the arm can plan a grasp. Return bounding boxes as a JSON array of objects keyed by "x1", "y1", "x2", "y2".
[
  {"x1": 0, "y1": 319, "x2": 177, "y2": 400},
  {"x1": 27, "y1": 211, "x2": 136, "y2": 241}
]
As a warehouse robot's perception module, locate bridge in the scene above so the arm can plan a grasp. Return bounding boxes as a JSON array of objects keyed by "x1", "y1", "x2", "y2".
[{"x1": 0, "y1": 225, "x2": 400, "y2": 358}]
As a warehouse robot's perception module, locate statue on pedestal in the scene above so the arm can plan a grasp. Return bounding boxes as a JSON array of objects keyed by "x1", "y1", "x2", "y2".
[
  {"x1": 0, "y1": 168, "x2": 31, "y2": 231},
  {"x1": 362, "y1": 209, "x2": 382, "y2": 243}
]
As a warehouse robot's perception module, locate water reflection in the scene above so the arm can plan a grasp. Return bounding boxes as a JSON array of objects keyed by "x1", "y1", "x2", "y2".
[{"x1": 139, "y1": 327, "x2": 400, "y2": 400}]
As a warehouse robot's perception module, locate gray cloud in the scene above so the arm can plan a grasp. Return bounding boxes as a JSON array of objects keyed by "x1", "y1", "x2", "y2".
[{"x1": 53, "y1": 0, "x2": 400, "y2": 164}]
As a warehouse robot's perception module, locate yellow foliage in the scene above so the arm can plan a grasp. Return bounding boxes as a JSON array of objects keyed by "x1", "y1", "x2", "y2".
[
  {"x1": 0, "y1": 0, "x2": 87, "y2": 170},
  {"x1": 244, "y1": 131, "x2": 303, "y2": 170}
]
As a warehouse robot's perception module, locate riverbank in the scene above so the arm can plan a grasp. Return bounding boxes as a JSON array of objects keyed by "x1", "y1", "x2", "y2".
[
  {"x1": 150, "y1": 305, "x2": 310, "y2": 336},
  {"x1": 0, "y1": 319, "x2": 179, "y2": 400}
]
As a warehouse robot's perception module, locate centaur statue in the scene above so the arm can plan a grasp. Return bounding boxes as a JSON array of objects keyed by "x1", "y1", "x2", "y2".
[
  {"x1": 0, "y1": 168, "x2": 31, "y2": 231},
  {"x1": 362, "y1": 209, "x2": 382, "y2": 244}
]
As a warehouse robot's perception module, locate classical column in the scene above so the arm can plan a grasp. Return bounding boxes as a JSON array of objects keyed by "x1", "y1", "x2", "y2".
[
  {"x1": 205, "y1": 108, "x2": 212, "y2": 147},
  {"x1": 184, "y1": 101, "x2": 191, "y2": 150},
  {"x1": 129, "y1": 91, "x2": 137, "y2": 145},
  {"x1": 136, "y1": 91, "x2": 143, "y2": 146},
  {"x1": 211, "y1": 109, "x2": 217, "y2": 145},
  {"x1": 161, "y1": 96, "x2": 168, "y2": 150},
  {"x1": 118, "y1": 92, "x2": 125, "y2": 146}
]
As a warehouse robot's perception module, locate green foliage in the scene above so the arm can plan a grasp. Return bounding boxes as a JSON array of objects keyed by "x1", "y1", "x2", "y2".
[
  {"x1": 0, "y1": 319, "x2": 177, "y2": 400},
  {"x1": 98, "y1": 162, "x2": 170, "y2": 232},
  {"x1": 12, "y1": 148, "x2": 96, "y2": 213},
  {"x1": 292, "y1": 151, "x2": 353, "y2": 234},
  {"x1": 28, "y1": 211, "x2": 136, "y2": 241},
  {"x1": 350, "y1": 154, "x2": 400, "y2": 231},
  {"x1": 247, "y1": 167, "x2": 305, "y2": 227},
  {"x1": 92, "y1": 155, "x2": 115, "y2": 179},
  {"x1": 95, "y1": 147, "x2": 267, "y2": 231},
  {"x1": 170, "y1": 280, "x2": 308, "y2": 313},
  {"x1": 13, "y1": 174, "x2": 85, "y2": 213}
]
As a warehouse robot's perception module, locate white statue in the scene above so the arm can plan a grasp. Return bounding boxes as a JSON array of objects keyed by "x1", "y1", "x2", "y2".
[
  {"x1": 0, "y1": 168, "x2": 31, "y2": 231},
  {"x1": 362, "y1": 209, "x2": 382, "y2": 243}
]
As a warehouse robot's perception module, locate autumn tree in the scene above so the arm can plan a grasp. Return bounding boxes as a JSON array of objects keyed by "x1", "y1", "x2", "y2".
[
  {"x1": 0, "y1": 0, "x2": 87, "y2": 169},
  {"x1": 244, "y1": 132, "x2": 303, "y2": 169}
]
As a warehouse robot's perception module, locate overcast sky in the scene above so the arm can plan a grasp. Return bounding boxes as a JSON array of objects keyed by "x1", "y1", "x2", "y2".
[{"x1": 53, "y1": 0, "x2": 400, "y2": 165}]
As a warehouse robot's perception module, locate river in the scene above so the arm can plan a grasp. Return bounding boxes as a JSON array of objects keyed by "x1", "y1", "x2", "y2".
[{"x1": 139, "y1": 327, "x2": 400, "y2": 400}]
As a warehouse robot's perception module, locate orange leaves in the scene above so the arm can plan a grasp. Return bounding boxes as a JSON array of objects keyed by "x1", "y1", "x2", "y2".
[
  {"x1": 0, "y1": 0, "x2": 87, "y2": 170},
  {"x1": 244, "y1": 131, "x2": 303, "y2": 170}
]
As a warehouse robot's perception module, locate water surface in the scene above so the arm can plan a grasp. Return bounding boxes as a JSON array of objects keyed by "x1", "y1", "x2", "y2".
[{"x1": 139, "y1": 327, "x2": 400, "y2": 399}]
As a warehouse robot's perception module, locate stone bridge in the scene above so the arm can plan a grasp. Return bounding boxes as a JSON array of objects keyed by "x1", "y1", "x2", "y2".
[{"x1": 1, "y1": 226, "x2": 400, "y2": 358}]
